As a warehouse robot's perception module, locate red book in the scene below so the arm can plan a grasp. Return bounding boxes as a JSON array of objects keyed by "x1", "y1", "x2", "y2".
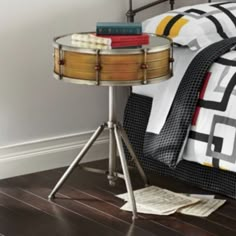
[
  {"x1": 111, "y1": 40, "x2": 149, "y2": 47},
  {"x1": 95, "y1": 33, "x2": 149, "y2": 46}
]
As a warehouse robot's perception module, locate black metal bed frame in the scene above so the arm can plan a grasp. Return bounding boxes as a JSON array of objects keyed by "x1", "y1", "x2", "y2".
[{"x1": 126, "y1": 0, "x2": 212, "y2": 22}]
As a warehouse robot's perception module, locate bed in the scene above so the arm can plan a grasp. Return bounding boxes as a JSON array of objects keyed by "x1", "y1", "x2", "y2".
[{"x1": 123, "y1": 0, "x2": 236, "y2": 199}]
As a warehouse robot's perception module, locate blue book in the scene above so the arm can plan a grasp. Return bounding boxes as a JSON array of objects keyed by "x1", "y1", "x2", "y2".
[{"x1": 96, "y1": 22, "x2": 142, "y2": 35}]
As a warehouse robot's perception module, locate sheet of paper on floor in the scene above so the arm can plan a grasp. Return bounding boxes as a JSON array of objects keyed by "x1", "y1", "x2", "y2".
[
  {"x1": 178, "y1": 196, "x2": 226, "y2": 217},
  {"x1": 117, "y1": 186, "x2": 199, "y2": 215},
  {"x1": 116, "y1": 186, "x2": 226, "y2": 217},
  {"x1": 121, "y1": 202, "x2": 176, "y2": 215}
]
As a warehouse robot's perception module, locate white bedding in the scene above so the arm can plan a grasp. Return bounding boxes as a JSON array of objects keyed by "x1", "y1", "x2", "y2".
[
  {"x1": 134, "y1": 41, "x2": 236, "y2": 173},
  {"x1": 132, "y1": 1, "x2": 236, "y2": 173},
  {"x1": 183, "y1": 49, "x2": 236, "y2": 172},
  {"x1": 133, "y1": 47, "x2": 199, "y2": 134}
]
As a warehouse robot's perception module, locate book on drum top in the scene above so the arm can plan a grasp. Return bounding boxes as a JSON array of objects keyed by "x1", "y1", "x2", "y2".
[
  {"x1": 96, "y1": 22, "x2": 142, "y2": 35},
  {"x1": 71, "y1": 40, "x2": 111, "y2": 50},
  {"x1": 71, "y1": 33, "x2": 149, "y2": 47},
  {"x1": 71, "y1": 33, "x2": 111, "y2": 45},
  {"x1": 97, "y1": 33, "x2": 149, "y2": 47}
]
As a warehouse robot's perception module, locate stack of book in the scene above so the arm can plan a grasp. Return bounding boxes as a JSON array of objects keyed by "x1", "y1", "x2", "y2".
[
  {"x1": 71, "y1": 22, "x2": 149, "y2": 49},
  {"x1": 96, "y1": 22, "x2": 149, "y2": 48}
]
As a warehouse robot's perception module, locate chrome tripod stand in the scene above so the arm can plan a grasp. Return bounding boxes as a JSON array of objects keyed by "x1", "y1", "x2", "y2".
[{"x1": 48, "y1": 86, "x2": 148, "y2": 220}]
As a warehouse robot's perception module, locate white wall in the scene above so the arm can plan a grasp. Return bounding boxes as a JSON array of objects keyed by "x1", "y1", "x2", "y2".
[
  {"x1": 0, "y1": 0, "x2": 128, "y2": 178},
  {"x1": 0, "y1": 0, "x2": 127, "y2": 146}
]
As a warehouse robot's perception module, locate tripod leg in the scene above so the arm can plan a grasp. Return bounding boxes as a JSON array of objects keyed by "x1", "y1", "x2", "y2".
[
  {"x1": 48, "y1": 124, "x2": 105, "y2": 200},
  {"x1": 114, "y1": 125, "x2": 138, "y2": 220},
  {"x1": 107, "y1": 86, "x2": 117, "y2": 186},
  {"x1": 119, "y1": 126, "x2": 149, "y2": 187},
  {"x1": 108, "y1": 128, "x2": 117, "y2": 186}
]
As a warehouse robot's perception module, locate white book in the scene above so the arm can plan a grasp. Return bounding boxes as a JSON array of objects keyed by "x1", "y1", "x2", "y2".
[{"x1": 71, "y1": 33, "x2": 111, "y2": 45}]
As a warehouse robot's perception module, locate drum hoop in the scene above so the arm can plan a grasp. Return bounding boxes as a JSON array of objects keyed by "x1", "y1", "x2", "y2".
[
  {"x1": 53, "y1": 72, "x2": 172, "y2": 86},
  {"x1": 53, "y1": 33, "x2": 171, "y2": 55}
]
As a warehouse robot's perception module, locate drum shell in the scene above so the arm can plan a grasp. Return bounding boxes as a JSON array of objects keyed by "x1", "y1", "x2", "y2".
[{"x1": 54, "y1": 39, "x2": 172, "y2": 86}]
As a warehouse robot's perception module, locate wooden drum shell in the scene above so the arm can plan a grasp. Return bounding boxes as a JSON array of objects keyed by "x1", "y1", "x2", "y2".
[{"x1": 54, "y1": 35, "x2": 172, "y2": 86}]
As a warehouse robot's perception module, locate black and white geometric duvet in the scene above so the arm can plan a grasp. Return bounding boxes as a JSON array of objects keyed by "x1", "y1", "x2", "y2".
[
  {"x1": 184, "y1": 49, "x2": 236, "y2": 172},
  {"x1": 123, "y1": 38, "x2": 236, "y2": 198},
  {"x1": 143, "y1": 37, "x2": 236, "y2": 169},
  {"x1": 123, "y1": 93, "x2": 236, "y2": 199},
  {"x1": 123, "y1": 1, "x2": 236, "y2": 198}
]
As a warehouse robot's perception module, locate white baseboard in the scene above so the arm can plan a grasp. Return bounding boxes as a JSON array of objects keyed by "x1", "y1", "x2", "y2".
[{"x1": 0, "y1": 130, "x2": 109, "y2": 179}]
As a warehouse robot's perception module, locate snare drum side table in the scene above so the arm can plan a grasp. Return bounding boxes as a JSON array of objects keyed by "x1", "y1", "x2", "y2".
[{"x1": 48, "y1": 33, "x2": 173, "y2": 220}]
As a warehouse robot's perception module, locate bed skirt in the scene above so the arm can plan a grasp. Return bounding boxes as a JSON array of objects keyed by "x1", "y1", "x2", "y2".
[{"x1": 123, "y1": 93, "x2": 236, "y2": 199}]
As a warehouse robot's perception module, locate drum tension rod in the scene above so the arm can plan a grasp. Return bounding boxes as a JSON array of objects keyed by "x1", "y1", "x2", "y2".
[
  {"x1": 95, "y1": 49, "x2": 101, "y2": 85},
  {"x1": 169, "y1": 57, "x2": 174, "y2": 71},
  {"x1": 141, "y1": 49, "x2": 148, "y2": 84},
  {"x1": 170, "y1": 42, "x2": 174, "y2": 76},
  {"x1": 58, "y1": 45, "x2": 64, "y2": 80}
]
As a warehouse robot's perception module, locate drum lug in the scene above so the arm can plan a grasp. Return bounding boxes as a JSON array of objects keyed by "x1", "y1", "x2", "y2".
[
  {"x1": 58, "y1": 59, "x2": 65, "y2": 65},
  {"x1": 94, "y1": 64, "x2": 101, "y2": 71},
  {"x1": 141, "y1": 63, "x2": 148, "y2": 69}
]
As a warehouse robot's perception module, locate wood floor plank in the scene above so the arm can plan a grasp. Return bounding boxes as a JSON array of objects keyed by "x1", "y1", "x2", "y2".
[
  {"x1": 126, "y1": 163, "x2": 236, "y2": 236},
  {"x1": 47, "y1": 168, "x2": 188, "y2": 236},
  {"x1": 0, "y1": 159, "x2": 236, "y2": 236},
  {"x1": 6, "y1": 172, "x2": 177, "y2": 236},
  {"x1": 0, "y1": 205, "x2": 35, "y2": 236},
  {"x1": 2, "y1": 167, "x2": 183, "y2": 236},
  {"x1": 1, "y1": 186, "x2": 127, "y2": 236},
  {"x1": 0, "y1": 179, "x2": 130, "y2": 236},
  {"x1": 48, "y1": 165, "x2": 214, "y2": 236},
  {"x1": 67, "y1": 180, "x2": 214, "y2": 236},
  {"x1": 216, "y1": 205, "x2": 236, "y2": 220},
  {"x1": 0, "y1": 191, "x2": 90, "y2": 236},
  {"x1": 208, "y1": 213, "x2": 236, "y2": 231},
  {"x1": 0, "y1": 173, "x2": 159, "y2": 236},
  {"x1": 177, "y1": 214, "x2": 236, "y2": 236}
]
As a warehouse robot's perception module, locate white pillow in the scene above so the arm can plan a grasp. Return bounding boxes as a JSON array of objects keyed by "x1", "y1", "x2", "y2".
[{"x1": 142, "y1": 1, "x2": 236, "y2": 50}]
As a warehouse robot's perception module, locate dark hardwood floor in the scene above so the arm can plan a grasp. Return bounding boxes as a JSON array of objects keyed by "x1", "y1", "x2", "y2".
[{"x1": 0, "y1": 159, "x2": 235, "y2": 236}]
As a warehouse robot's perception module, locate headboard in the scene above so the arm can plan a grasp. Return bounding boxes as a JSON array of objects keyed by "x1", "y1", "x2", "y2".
[{"x1": 126, "y1": 0, "x2": 212, "y2": 22}]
